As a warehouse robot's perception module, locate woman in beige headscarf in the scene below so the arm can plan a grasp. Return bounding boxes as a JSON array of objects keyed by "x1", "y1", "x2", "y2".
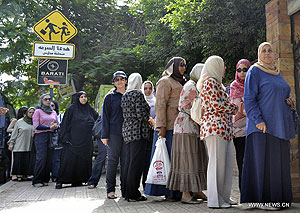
[
  {"x1": 241, "y1": 42, "x2": 295, "y2": 210},
  {"x1": 198, "y1": 56, "x2": 238, "y2": 208},
  {"x1": 167, "y1": 63, "x2": 208, "y2": 204}
]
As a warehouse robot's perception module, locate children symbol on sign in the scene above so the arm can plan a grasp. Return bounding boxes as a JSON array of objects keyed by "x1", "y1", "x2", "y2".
[
  {"x1": 41, "y1": 19, "x2": 60, "y2": 40},
  {"x1": 58, "y1": 22, "x2": 70, "y2": 41}
]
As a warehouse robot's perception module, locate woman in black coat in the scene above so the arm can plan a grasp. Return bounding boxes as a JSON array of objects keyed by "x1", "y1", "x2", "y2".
[{"x1": 56, "y1": 91, "x2": 98, "y2": 189}]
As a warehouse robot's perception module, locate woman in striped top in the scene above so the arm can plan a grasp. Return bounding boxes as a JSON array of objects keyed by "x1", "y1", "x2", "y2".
[{"x1": 32, "y1": 94, "x2": 58, "y2": 187}]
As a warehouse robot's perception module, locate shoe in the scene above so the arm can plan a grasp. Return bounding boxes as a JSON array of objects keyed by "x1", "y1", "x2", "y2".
[
  {"x1": 127, "y1": 196, "x2": 147, "y2": 202},
  {"x1": 220, "y1": 203, "x2": 231, "y2": 208},
  {"x1": 55, "y1": 182, "x2": 62, "y2": 189},
  {"x1": 181, "y1": 199, "x2": 202, "y2": 204},
  {"x1": 33, "y1": 183, "x2": 44, "y2": 187},
  {"x1": 258, "y1": 206, "x2": 280, "y2": 211},
  {"x1": 192, "y1": 194, "x2": 207, "y2": 201},
  {"x1": 43, "y1": 182, "x2": 49, "y2": 186},
  {"x1": 87, "y1": 185, "x2": 96, "y2": 189},
  {"x1": 229, "y1": 198, "x2": 238, "y2": 205},
  {"x1": 107, "y1": 192, "x2": 117, "y2": 199}
]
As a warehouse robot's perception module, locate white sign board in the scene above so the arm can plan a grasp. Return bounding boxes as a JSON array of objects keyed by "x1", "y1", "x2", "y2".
[{"x1": 33, "y1": 42, "x2": 75, "y2": 59}]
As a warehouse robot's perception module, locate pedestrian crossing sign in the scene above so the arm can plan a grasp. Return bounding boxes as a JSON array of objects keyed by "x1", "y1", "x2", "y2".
[{"x1": 33, "y1": 10, "x2": 78, "y2": 43}]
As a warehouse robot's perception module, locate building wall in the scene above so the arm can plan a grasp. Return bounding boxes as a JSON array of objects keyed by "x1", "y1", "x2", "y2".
[{"x1": 266, "y1": 0, "x2": 300, "y2": 203}]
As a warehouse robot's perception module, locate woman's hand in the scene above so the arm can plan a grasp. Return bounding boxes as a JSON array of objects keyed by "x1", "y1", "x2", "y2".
[
  {"x1": 8, "y1": 144, "x2": 13, "y2": 151},
  {"x1": 50, "y1": 122, "x2": 58, "y2": 130},
  {"x1": 256, "y1": 122, "x2": 267, "y2": 133},
  {"x1": 101, "y1": 138, "x2": 108, "y2": 146},
  {"x1": 286, "y1": 96, "x2": 295, "y2": 109},
  {"x1": 158, "y1": 126, "x2": 166, "y2": 138},
  {"x1": 148, "y1": 117, "x2": 155, "y2": 127}
]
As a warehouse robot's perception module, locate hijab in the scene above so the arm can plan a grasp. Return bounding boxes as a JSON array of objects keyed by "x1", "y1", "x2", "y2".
[
  {"x1": 164, "y1": 57, "x2": 186, "y2": 85},
  {"x1": 192, "y1": 56, "x2": 225, "y2": 123},
  {"x1": 141, "y1": 80, "x2": 156, "y2": 107},
  {"x1": 126, "y1": 73, "x2": 143, "y2": 92},
  {"x1": 197, "y1": 55, "x2": 225, "y2": 92},
  {"x1": 254, "y1": 42, "x2": 279, "y2": 75},
  {"x1": 36, "y1": 94, "x2": 53, "y2": 114},
  {"x1": 23, "y1": 107, "x2": 35, "y2": 125},
  {"x1": 190, "y1": 63, "x2": 204, "y2": 83},
  {"x1": 51, "y1": 100, "x2": 60, "y2": 115},
  {"x1": 230, "y1": 59, "x2": 251, "y2": 100}
]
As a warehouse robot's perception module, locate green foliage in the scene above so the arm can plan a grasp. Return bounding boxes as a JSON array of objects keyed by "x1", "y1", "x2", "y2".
[{"x1": 1, "y1": 0, "x2": 271, "y2": 111}]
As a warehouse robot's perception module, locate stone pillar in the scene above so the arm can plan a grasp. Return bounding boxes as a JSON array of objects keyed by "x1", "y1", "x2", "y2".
[{"x1": 266, "y1": 0, "x2": 300, "y2": 203}]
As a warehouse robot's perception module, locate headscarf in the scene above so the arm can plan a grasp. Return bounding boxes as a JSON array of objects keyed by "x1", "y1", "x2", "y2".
[
  {"x1": 36, "y1": 94, "x2": 53, "y2": 114},
  {"x1": 51, "y1": 100, "x2": 60, "y2": 115},
  {"x1": 192, "y1": 56, "x2": 225, "y2": 123},
  {"x1": 230, "y1": 59, "x2": 251, "y2": 100},
  {"x1": 141, "y1": 80, "x2": 156, "y2": 107},
  {"x1": 197, "y1": 55, "x2": 225, "y2": 92},
  {"x1": 163, "y1": 57, "x2": 186, "y2": 85},
  {"x1": 253, "y1": 42, "x2": 279, "y2": 75},
  {"x1": 190, "y1": 63, "x2": 204, "y2": 82},
  {"x1": 23, "y1": 107, "x2": 35, "y2": 125},
  {"x1": 126, "y1": 73, "x2": 143, "y2": 92}
]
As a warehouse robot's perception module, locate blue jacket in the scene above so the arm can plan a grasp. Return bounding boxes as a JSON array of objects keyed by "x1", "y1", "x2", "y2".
[
  {"x1": 101, "y1": 89, "x2": 124, "y2": 138},
  {"x1": 244, "y1": 66, "x2": 295, "y2": 140}
]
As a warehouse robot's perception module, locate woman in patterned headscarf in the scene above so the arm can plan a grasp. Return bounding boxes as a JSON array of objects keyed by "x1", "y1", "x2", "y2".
[
  {"x1": 145, "y1": 57, "x2": 186, "y2": 201},
  {"x1": 230, "y1": 59, "x2": 251, "y2": 191}
]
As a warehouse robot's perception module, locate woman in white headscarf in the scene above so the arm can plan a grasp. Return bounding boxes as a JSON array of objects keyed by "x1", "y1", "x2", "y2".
[
  {"x1": 141, "y1": 80, "x2": 156, "y2": 190},
  {"x1": 167, "y1": 63, "x2": 208, "y2": 204},
  {"x1": 121, "y1": 73, "x2": 151, "y2": 202},
  {"x1": 198, "y1": 56, "x2": 238, "y2": 208}
]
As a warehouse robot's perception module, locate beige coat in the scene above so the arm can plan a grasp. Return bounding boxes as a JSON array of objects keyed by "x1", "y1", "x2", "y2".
[{"x1": 155, "y1": 76, "x2": 183, "y2": 130}]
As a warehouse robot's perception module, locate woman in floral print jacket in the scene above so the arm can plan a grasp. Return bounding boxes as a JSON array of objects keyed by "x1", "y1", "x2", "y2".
[{"x1": 197, "y1": 55, "x2": 238, "y2": 208}]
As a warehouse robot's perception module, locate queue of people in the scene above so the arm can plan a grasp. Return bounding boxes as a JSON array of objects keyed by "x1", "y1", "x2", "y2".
[{"x1": 3, "y1": 41, "x2": 295, "y2": 210}]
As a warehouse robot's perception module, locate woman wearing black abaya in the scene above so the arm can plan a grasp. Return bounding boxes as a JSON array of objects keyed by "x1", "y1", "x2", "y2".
[{"x1": 55, "y1": 91, "x2": 98, "y2": 189}]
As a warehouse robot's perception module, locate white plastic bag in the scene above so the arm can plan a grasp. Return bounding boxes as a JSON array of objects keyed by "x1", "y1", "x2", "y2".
[{"x1": 145, "y1": 137, "x2": 170, "y2": 185}]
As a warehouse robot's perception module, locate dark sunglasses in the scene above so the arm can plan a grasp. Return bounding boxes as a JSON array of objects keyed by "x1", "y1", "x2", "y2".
[
  {"x1": 114, "y1": 77, "x2": 125, "y2": 82},
  {"x1": 50, "y1": 104, "x2": 55, "y2": 107},
  {"x1": 237, "y1": 68, "x2": 248, "y2": 73},
  {"x1": 43, "y1": 98, "x2": 51, "y2": 101},
  {"x1": 179, "y1": 63, "x2": 187, "y2": 67}
]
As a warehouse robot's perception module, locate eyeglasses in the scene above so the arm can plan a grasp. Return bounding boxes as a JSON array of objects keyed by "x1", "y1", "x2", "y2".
[
  {"x1": 237, "y1": 68, "x2": 248, "y2": 73},
  {"x1": 114, "y1": 77, "x2": 125, "y2": 82},
  {"x1": 179, "y1": 63, "x2": 187, "y2": 67},
  {"x1": 50, "y1": 104, "x2": 55, "y2": 107},
  {"x1": 43, "y1": 98, "x2": 51, "y2": 101}
]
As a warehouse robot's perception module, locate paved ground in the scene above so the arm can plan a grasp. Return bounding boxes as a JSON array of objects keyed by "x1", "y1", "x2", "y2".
[{"x1": 0, "y1": 175, "x2": 299, "y2": 213}]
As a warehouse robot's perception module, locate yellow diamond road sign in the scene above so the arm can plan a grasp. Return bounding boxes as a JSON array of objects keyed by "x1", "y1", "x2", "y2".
[{"x1": 33, "y1": 10, "x2": 77, "y2": 43}]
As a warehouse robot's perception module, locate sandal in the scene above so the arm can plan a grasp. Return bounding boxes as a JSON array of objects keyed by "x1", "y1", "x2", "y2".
[
  {"x1": 107, "y1": 192, "x2": 117, "y2": 199},
  {"x1": 87, "y1": 185, "x2": 96, "y2": 189}
]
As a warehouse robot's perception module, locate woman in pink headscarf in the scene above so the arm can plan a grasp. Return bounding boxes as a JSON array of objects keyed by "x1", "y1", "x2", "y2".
[{"x1": 230, "y1": 59, "x2": 251, "y2": 191}]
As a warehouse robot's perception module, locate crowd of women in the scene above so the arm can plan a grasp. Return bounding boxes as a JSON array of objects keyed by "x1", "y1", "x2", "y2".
[{"x1": 4, "y1": 41, "x2": 295, "y2": 210}]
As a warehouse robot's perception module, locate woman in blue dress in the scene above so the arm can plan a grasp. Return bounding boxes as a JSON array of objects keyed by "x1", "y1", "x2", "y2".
[{"x1": 241, "y1": 42, "x2": 295, "y2": 210}]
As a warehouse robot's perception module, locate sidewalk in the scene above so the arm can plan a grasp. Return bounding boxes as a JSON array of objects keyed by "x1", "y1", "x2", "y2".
[{"x1": 0, "y1": 175, "x2": 299, "y2": 213}]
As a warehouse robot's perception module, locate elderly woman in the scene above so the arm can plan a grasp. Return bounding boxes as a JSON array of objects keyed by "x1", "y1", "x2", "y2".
[
  {"x1": 229, "y1": 59, "x2": 251, "y2": 191},
  {"x1": 145, "y1": 57, "x2": 186, "y2": 201},
  {"x1": 32, "y1": 94, "x2": 58, "y2": 187},
  {"x1": 198, "y1": 56, "x2": 238, "y2": 208},
  {"x1": 241, "y1": 42, "x2": 295, "y2": 209},
  {"x1": 167, "y1": 63, "x2": 208, "y2": 204},
  {"x1": 55, "y1": 91, "x2": 98, "y2": 189},
  {"x1": 121, "y1": 73, "x2": 151, "y2": 202},
  {"x1": 8, "y1": 107, "x2": 35, "y2": 181}
]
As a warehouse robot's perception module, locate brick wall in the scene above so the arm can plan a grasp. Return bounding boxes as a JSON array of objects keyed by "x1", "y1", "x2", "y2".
[{"x1": 266, "y1": 0, "x2": 300, "y2": 203}]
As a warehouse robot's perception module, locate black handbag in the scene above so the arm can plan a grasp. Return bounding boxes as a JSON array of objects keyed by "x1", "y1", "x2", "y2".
[
  {"x1": 49, "y1": 130, "x2": 59, "y2": 149},
  {"x1": 92, "y1": 116, "x2": 102, "y2": 139}
]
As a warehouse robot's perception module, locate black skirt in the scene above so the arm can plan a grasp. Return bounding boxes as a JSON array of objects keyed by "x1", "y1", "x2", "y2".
[{"x1": 12, "y1": 151, "x2": 31, "y2": 175}]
